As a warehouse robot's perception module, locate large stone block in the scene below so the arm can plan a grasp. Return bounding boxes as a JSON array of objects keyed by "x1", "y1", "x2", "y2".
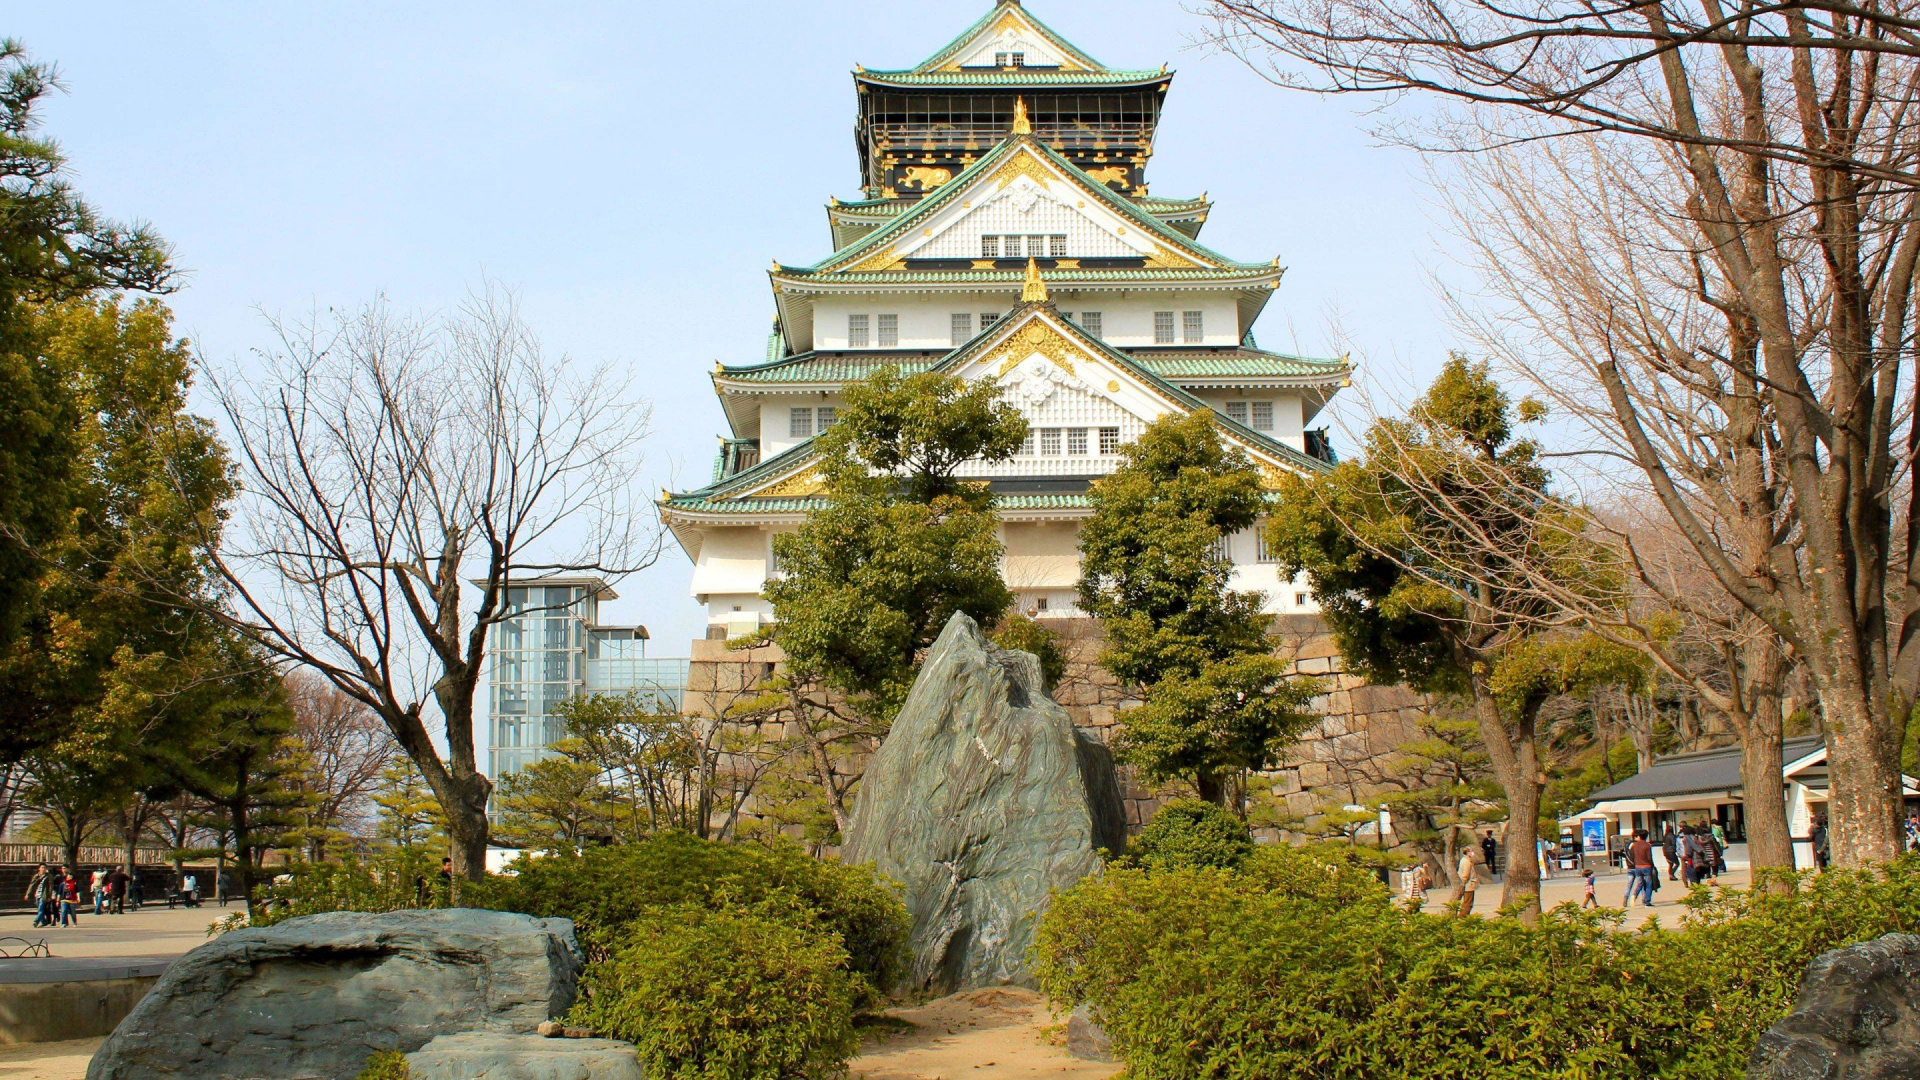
[
  {"x1": 843, "y1": 613, "x2": 1126, "y2": 994},
  {"x1": 406, "y1": 1033, "x2": 644, "y2": 1080},
  {"x1": 1747, "y1": 932, "x2": 1920, "y2": 1080},
  {"x1": 87, "y1": 908, "x2": 583, "y2": 1080}
]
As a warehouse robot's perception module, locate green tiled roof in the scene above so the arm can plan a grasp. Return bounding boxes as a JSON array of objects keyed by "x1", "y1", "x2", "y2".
[
  {"x1": 715, "y1": 348, "x2": 1346, "y2": 386},
  {"x1": 855, "y1": 69, "x2": 1167, "y2": 87},
  {"x1": 891, "y1": 0, "x2": 1112, "y2": 76},
  {"x1": 777, "y1": 265, "x2": 1278, "y2": 286},
  {"x1": 789, "y1": 135, "x2": 1272, "y2": 276},
  {"x1": 663, "y1": 491, "x2": 1098, "y2": 514}
]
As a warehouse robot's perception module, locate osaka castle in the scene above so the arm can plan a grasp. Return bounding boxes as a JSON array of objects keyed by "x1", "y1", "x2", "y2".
[{"x1": 661, "y1": 0, "x2": 1350, "y2": 640}]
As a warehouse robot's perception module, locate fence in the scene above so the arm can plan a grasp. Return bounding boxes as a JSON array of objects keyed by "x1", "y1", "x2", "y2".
[{"x1": 0, "y1": 843, "x2": 176, "y2": 867}]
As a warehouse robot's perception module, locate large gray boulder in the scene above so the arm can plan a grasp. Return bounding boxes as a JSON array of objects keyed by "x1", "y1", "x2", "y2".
[
  {"x1": 87, "y1": 908, "x2": 584, "y2": 1080},
  {"x1": 1748, "y1": 932, "x2": 1920, "y2": 1080},
  {"x1": 406, "y1": 1033, "x2": 644, "y2": 1080},
  {"x1": 842, "y1": 612, "x2": 1125, "y2": 993}
]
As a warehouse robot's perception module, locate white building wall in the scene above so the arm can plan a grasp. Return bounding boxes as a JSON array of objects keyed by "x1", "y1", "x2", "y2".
[
  {"x1": 811, "y1": 293, "x2": 1243, "y2": 351},
  {"x1": 1189, "y1": 390, "x2": 1310, "y2": 450}
]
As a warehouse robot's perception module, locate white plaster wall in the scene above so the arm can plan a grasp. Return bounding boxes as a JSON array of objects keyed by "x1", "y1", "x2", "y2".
[
  {"x1": 761, "y1": 395, "x2": 846, "y2": 459},
  {"x1": 1190, "y1": 390, "x2": 1310, "y2": 450},
  {"x1": 811, "y1": 293, "x2": 1243, "y2": 351}
]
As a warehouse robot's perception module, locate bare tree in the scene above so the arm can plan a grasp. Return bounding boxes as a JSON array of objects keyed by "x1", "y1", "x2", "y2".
[
  {"x1": 1207, "y1": 0, "x2": 1920, "y2": 864},
  {"x1": 284, "y1": 669, "x2": 394, "y2": 859},
  {"x1": 194, "y1": 287, "x2": 657, "y2": 878}
]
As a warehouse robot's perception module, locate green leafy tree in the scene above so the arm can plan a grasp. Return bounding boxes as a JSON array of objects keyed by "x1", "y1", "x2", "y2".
[
  {"x1": 494, "y1": 751, "x2": 612, "y2": 851},
  {"x1": 372, "y1": 755, "x2": 447, "y2": 854},
  {"x1": 1266, "y1": 356, "x2": 1629, "y2": 917},
  {"x1": 0, "y1": 41, "x2": 175, "y2": 673},
  {"x1": 1079, "y1": 413, "x2": 1318, "y2": 806},
  {"x1": 763, "y1": 368, "x2": 1026, "y2": 833},
  {"x1": 1378, "y1": 713, "x2": 1507, "y2": 881}
]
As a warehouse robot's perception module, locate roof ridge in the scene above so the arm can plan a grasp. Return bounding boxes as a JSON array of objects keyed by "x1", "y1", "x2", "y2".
[
  {"x1": 901, "y1": 1, "x2": 1109, "y2": 76},
  {"x1": 788, "y1": 135, "x2": 1272, "y2": 275}
]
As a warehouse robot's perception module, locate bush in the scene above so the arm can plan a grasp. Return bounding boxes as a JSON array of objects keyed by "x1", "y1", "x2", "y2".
[
  {"x1": 254, "y1": 846, "x2": 449, "y2": 928},
  {"x1": 1122, "y1": 799, "x2": 1255, "y2": 870},
  {"x1": 1035, "y1": 847, "x2": 1920, "y2": 1080},
  {"x1": 470, "y1": 832, "x2": 909, "y2": 1000},
  {"x1": 353, "y1": 1049, "x2": 411, "y2": 1079},
  {"x1": 568, "y1": 905, "x2": 859, "y2": 1080}
]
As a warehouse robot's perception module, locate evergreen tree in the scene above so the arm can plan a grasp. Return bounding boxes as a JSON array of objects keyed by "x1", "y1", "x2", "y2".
[
  {"x1": 493, "y1": 751, "x2": 611, "y2": 851},
  {"x1": 1079, "y1": 413, "x2": 1319, "y2": 807},
  {"x1": 372, "y1": 755, "x2": 447, "y2": 854}
]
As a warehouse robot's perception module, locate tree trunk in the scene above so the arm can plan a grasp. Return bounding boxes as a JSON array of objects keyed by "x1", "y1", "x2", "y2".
[
  {"x1": 1196, "y1": 770, "x2": 1226, "y2": 807},
  {"x1": 1468, "y1": 684, "x2": 1541, "y2": 920},
  {"x1": 1739, "y1": 725, "x2": 1792, "y2": 874},
  {"x1": 1822, "y1": 691, "x2": 1907, "y2": 865}
]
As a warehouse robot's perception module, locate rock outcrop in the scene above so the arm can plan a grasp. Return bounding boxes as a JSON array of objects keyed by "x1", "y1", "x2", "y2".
[
  {"x1": 87, "y1": 908, "x2": 584, "y2": 1080},
  {"x1": 405, "y1": 1032, "x2": 644, "y2": 1080},
  {"x1": 1747, "y1": 932, "x2": 1920, "y2": 1080},
  {"x1": 842, "y1": 612, "x2": 1126, "y2": 993}
]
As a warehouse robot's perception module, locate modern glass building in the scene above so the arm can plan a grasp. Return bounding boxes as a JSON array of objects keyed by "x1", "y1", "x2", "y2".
[{"x1": 486, "y1": 576, "x2": 690, "y2": 778}]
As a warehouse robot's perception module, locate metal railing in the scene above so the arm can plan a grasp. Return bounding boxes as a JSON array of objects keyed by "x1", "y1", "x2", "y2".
[
  {"x1": 0, "y1": 843, "x2": 176, "y2": 866},
  {"x1": 868, "y1": 119, "x2": 1153, "y2": 148}
]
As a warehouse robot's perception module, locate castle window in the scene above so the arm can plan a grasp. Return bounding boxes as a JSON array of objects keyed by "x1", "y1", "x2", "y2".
[
  {"x1": 790, "y1": 407, "x2": 813, "y2": 439},
  {"x1": 1183, "y1": 310, "x2": 1204, "y2": 343},
  {"x1": 1028, "y1": 235, "x2": 1047, "y2": 258},
  {"x1": 1081, "y1": 311, "x2": 1103, "y2": 337},
  {"x1": 848, "y1": 314, "x2": 869, "y2": 348},
  {"x1": 1251, "y1": 401, "x2": 1274, "y2": 431},
  {"x1": 1226, "y1": 401, "x2": 1249, "y2": 424},
  {"x1": 878, "y1": 313, "x2": 898, "y2": 347},
  {"x1": 951, "y1": 313, "x2": 973, "y2": 345},
  {"x1": 1154, "y1": 311, "x2": 1175, "y2": 344},
  {"x1": 1049, "y1": 235, "x2": 1068, "y2": 257},
  {"x1": 980, "y1": 312, "x2": 1000, "y2": 330},
  {"x1": 1296, "y1": 592, "x2": 1310, "y2": 607},
  {"x1": 981, "y1": 235, "x2": 1000, "y2": 258},
  {"x1": 1257, "y1": 526, "x2": 1281, "y2": 563},
  {"x1": 1003, "y1": 235, "x2": 1023, "y2": 258},
  {"x1": 994, "y1": 51, "x2": 1009, "y2": 67},
  {"x1": 1099, "y1": 427, "x2": 1120, "y2": 454},
  {"x1": 1039, "y1": 428, "x2": 1062, "y2": 455},
  {"x1": 1021, "y1": 429, "x2": 1036, "y2": 455},
  {"x1": 1010, "y1": 52, "x2": 1025, "y2": 67},
  {"x1": 816, "y1": 406, "x2": 837, "y2": 430},
  {"x1": 1067, "y1": 428, "x2": 1088, "y2": 455},
  {"x1": 1212, "y1": 533, "x2": 1234, "y2": 564}
]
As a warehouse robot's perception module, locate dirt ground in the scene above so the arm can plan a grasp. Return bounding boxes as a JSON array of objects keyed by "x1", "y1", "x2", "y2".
[
  {"x1": 852, "y1": 987, "x2": 1121, "y2": 1080},
  {"x1": 0, "y1": 1038, "x2": 98, "y2": 1080}
]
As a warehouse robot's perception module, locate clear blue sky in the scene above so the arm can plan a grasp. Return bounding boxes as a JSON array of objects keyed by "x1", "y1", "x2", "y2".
[{"x1": 14, "y1": 1, "x2": 1456, "y2": 651}]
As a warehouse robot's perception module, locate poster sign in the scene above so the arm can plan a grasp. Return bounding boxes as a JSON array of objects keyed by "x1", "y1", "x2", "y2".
[{"x1": 1581, "y1": 818, "x2": 1607, "y2": 854}]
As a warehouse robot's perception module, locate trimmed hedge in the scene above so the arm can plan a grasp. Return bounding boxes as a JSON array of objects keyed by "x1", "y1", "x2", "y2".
[
  {"x1": 1122, "y1": 798, "x2": 1256, "y2": 871},
  {"x1": 568, "y1": 905, "x2": 860, "y2": 1080},
  {"x1": 1036, "y1": 845, "x2": 1920, "y2": 1080}
]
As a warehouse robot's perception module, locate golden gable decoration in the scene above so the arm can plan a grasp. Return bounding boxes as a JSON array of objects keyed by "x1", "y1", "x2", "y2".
[
  {"x1": 847, "y1": 244, "x2": 904, "y2": 272},
  {"x1": 991, "y1": 319, "x2": 1080, "y2": 377},
  {"x1": 754, "y1": 468, "x2": 826, "y2": 498},
  {"x1": 990, "y1": 150, "x2": 1056, "y2": 190}
]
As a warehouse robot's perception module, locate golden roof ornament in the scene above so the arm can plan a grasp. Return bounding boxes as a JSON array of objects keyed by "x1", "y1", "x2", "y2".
[
  {"x1": 1011, "y1": 96, "x2": 1031, "y2": 136},
  {"x1": 1022, "y1": 256, "x2": 1048, "y2": 302}
]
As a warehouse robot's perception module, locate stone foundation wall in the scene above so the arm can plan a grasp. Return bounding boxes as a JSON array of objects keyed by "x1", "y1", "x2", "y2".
[{"x1": 685, "y1": 614, "x2": 1439, "y2": 841}]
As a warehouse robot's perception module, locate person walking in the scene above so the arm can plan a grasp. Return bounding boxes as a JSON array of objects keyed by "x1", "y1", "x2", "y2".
[
  {"x1": 108, "y1": 867, "x2": 129, "y2": 914},
  {"x1": 1626, "y1": 830, "x2": 1656, "y2": 907},
  {"x1": 1811, "y1": 817, "x2": 1831, "y2": 870},
  {"x1": 1581, "y1": 869, "x2": 1598, "y2": 908},
  {"x1": 182, "y1": 871, "x2": 199, "y2": 907},
  {"x1": 1905, "y1": 809, "x2": 1919, "y2": 854},
  {"x1": 129, "y1": 870, "x2": 144, "y2": 910},
  {"x1": 1660, "y1": 824, "x2": 1680, "y2": 879},
  {"x1": 1480, "y1": 832, "x2": 1499, "y2": 879},
  {"x1": 24, "y1": 864, "x2": 54, "y2": 928},
  {"x1": 1452, "y1": 845, "x2": 1486, "y2": 917},
  {"x1": 90, "y1": 867, "x2": 107, "y2": 915},
  {"x1": 59, "y1": 870, "x2": 80, "y2": 926}
]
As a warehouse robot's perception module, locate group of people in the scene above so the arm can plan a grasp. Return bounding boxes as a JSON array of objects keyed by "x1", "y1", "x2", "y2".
[
  {"x1": 22, "y1": 864, "x2": 208, "y2": 926},
  {"x1": 1407, "y1": 820, "x2": 1736, "y2": 916}
]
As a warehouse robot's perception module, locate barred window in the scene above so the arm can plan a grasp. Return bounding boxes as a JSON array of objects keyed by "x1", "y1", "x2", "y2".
[
  {"x1": 1256, "y1": 525, "x2": 1280, "y2": 563},
  {"x1": 1039, "y1": 428, "x2": 1062, "y2": 455},
  {"x1": 981, "y1": 235, "x2": 1000, "y2": 258},
  {"x1": 1067, "y1": 428, "x2": 1089, "y2": 455},
  {"x1": 1003, "y1": 235, "x2": 1023, "y2": 258},
  {"x1": 1099, "y1": 427, "x2": 1120, "y2": 454},
  {"x1": 1021, "y1": 428, "x2": 1036, "y2": 455},
  {"x1": 1295, "y1": 592, "x2": 1310, "y2": 607},
  {"x1": 1028, "y1": 235, "x2": 1047, "y2": 258},
  {"x1": 789, "y1": 407, "x2": 813, "y2": 439},
  {"x1": 878, "y1": 313, "x2": 898, "y2": 347},
  {"x1": 951, "y1": 313, "x2": 973, "y2": 345},
  {"x1": 816, "y1": 406, "x2": 836, "y2": 430},
  {"x1": 848, "y1": 314, "x2": 869, "y2": 348},
  {"x1": 1153, "y1": 311, "x2": 1175, "y2": 344},
  {"x1": 980, "y1": 312, "x2": 1000, "y2": 330},
  {"x1": 994, "y1": 52, "x2": 1009, "y2": 67},
  {"x1": 1081, "y1": 311, "x2": 1103, "y2": 337},
  {"x1": 1251, "y1": 401, "x2": 1274, "y2": 431},
  {"x1": 1010, "y1": 51, "x2": 1025, "y2": 67},
  {"x1": 1050, "y1": 234, "x2": 1068, "y2": 257},
  {"x1": 1212, "y1": 533, "x2": 1234, "y2": 564},
  {"x1": 1183, "y1": 310, "x2": 1204, "y2": 343},
  {"x1": 1226, "y1": 401, "x2": 1249, "y2": 424}
]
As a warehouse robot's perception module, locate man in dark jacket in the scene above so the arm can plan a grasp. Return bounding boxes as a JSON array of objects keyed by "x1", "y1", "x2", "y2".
[{"x1": 1480, "y1": 832, "x2": 1499, "y2": 877}]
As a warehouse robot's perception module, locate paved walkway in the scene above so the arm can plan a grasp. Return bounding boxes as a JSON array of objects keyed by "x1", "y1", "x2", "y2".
[
  {"x1": 0, "y1": 901, "x2": 231, "y2": 961},
  {"x1": 1451, "y1": 865, "x2": 1749, "y2": 929}
]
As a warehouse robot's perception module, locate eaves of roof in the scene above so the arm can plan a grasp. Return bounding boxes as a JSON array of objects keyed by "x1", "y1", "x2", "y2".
[
  {"x1": 787, "y1": 134, "x2": 1272, "y2": 276},
  {"x1": 853, "y1": 69, "x2": 1168, "y2": 87},
  {"x1": 773, "y1": 266, "x2": 1281, "y2": 288},
  {"x1": 890, "y1": 1, "x2": 1114, "y2": 76},
  {"x1": 714, "y1": 347, "x2": 1349, "y2": 387},
  {"x1": 663, "y1": 491, "x2": 1095, "y2": 515}
]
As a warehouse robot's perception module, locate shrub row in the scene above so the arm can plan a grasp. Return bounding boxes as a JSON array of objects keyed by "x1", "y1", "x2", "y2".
[{"x1": 1035, "y1": 845, "x2": 1920, "y2": 1080}]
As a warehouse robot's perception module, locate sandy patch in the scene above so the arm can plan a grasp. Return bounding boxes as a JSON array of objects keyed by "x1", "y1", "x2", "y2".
[
  {"x1": 852, "y1": 987, "x2": 1122, "y2": 1080},
  {"x1": 0, "y1": 1038, "x2": 99, "y2": 1080}
]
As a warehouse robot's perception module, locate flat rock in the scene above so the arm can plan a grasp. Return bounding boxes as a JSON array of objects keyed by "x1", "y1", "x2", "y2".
[
  {"x1": 1748, "y1": 932, "x2": 1920, "y2": 1080},
  {"x1": 406, "y1": 1032, "x2": 644, "y2": 1080},
  {"x1": 843, "y1": 612, "x2": 1126, "y2": 993},
  {"x1": 87, "y1": 908, "x2": 584, "y2": 1080}
]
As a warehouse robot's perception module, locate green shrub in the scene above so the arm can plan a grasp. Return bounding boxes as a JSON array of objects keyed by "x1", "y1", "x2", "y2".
[
  {"x1": 353, "y1": 1049, "x2": 411, "y2": 1080},
  {"x1": 990, "y1": 613, "x2": 1066, "y2": 690},
  {"x1": 470, "y1": 832, "x2": 909, "y2": 1000},
  {"x1": 1035, "y1": 847, "x2": 1920, "y2": 1080},
  {"x1": 1122, "y1": 799, "x2": 1256, "y2": 870},
  {"x1": 254, "y1": 847, "x2": 449, "y2": 928},
  {"x1": 568, "y1": 905, "x2": 859, "y2": 1080}
]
